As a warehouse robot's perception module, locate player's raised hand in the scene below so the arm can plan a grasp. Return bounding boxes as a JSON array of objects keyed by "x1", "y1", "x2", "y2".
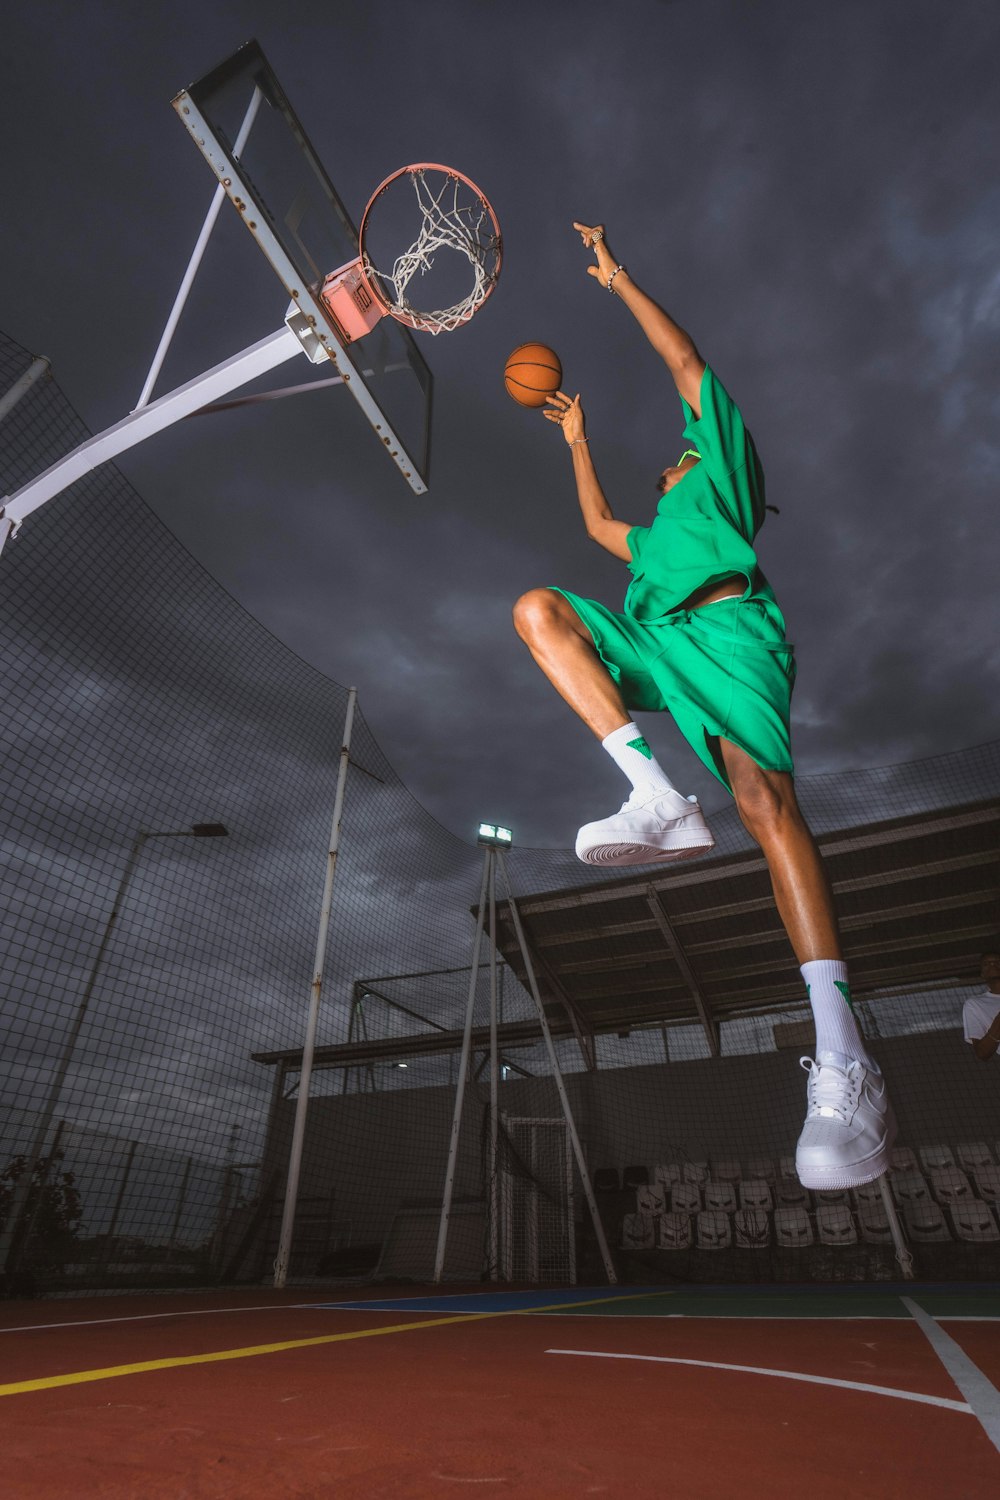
[
  {"x1": 573, "y1": 221, "x2": 617, "y2": 288},
  {"x1": 544, "y1": 390, "x2": 587, "y2": 445}
]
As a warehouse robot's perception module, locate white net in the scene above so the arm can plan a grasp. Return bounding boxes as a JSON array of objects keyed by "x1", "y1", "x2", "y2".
[{"x1": 366, "y1": 169, "x2": 501, "y2": 335}]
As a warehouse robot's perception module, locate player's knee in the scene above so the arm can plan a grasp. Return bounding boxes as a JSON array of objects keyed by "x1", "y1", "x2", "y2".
[
  {"x1": 732, "y1": 767, "x2": 792, "y2": 837},
  {"x1": 512, "y1": 588, "x2": 560, "y2": 642}
]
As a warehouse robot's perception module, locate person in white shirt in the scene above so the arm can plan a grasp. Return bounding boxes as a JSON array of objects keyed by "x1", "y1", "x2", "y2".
[{"x1": 963, "y1": 951, "x2": 1000, "y2": 1061}]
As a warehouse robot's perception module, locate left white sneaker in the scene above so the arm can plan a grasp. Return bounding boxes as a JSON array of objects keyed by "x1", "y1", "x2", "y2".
[
  {"x1": 795, "y1": 1055, "x2": 897, "y2": 1190},
  {"x1": 575, "y1": 788, "x2": 715, "y2": 867}
]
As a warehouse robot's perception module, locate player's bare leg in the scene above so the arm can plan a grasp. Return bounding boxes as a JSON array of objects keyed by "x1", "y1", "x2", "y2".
[
  {"x1": 719, "y1": 738, "x2": 895, "y2": 1187},
  {"x1": 513, "y1": 587, "x2": 714, "y2": 863},
  {"x1": 718, "y1": 743, "x2": 841, "y2": 962},
  {"x1": 512, "y1": 588, "x2": 629, "y2": 739}
]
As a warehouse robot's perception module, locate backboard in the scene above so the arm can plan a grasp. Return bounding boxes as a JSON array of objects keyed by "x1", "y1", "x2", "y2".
[{"x1": 173, "y1": 41, "x2": 432, "y2": 494}]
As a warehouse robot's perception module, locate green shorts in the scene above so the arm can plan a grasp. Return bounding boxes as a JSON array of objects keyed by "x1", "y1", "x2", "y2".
[{"x1": 549, "y1": 588, "x2": 796, "y2": 793}]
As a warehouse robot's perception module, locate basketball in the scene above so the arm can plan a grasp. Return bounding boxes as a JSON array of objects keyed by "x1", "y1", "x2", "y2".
[{"x1": 504, "y1": 343, "x2": 563, "y2": 408}]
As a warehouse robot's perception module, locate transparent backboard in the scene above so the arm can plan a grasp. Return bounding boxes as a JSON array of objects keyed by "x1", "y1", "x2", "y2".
[{"x1": 173, "y1": 40, "x2": 432, "y2": 493}]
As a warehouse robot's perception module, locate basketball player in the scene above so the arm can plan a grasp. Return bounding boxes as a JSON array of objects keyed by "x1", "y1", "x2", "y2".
[{"x1": 512, "y1": 222, "x2": 894, "y2": 1188}]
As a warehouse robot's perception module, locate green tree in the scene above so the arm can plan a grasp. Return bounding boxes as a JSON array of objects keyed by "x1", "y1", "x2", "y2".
[{"x1": 0, "y1": 1152, "x2": 83, "y2": 1269}]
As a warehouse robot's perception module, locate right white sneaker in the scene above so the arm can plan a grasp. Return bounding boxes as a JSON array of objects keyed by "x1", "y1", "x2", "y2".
[
  {"x1": 795, "y1": 1055, "x2": 897, "y2": 1190},
  {"x1": 575, "y1": 788, "x2": 715, "y2": 867}
]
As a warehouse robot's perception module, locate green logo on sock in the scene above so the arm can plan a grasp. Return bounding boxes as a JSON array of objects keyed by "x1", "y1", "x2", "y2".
[
  {"x1": 627, "y1": 737, "x2": 653, "y2": 761},
  {"x1": 834, "y1": 979, "x2": 856, "y2": 1013}
]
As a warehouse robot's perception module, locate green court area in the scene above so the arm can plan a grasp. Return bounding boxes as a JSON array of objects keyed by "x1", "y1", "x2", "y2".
[{"x1": 543, "y1": 1284, "x2": 1000, "y2": 1320}]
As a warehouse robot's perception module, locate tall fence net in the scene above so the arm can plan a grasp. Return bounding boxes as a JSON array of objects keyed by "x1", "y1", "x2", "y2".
[{"x1": 2, "y1": 329, "x2": 998, "y2": 1295}]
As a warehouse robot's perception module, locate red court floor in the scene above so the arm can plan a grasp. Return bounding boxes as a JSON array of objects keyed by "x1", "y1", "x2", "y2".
[{"x1": 2, "y1": 1284, "x2": 999, "y2": 1498}]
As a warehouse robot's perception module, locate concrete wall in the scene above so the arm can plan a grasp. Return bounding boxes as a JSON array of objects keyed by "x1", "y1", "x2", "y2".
[{"x1": 263, "y1": 1029, "x2": 1000, "y2": 1255}]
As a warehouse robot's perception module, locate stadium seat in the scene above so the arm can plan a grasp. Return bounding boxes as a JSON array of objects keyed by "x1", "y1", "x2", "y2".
[
  {"x1": 775, "y1": 1206, "x2": 814, "y2": 1248},
  {"x1": 659, "y1": 1211, "x2": 693, "y2": 1250},
  {"x1": 593, "y1": 1168, "x2": 620, "y2": 1193},
  {"x1": 956, "y1": 1141, "x2": 994, "y2": 1173},
  {"x1": 918, "y1": 1144, "x2": 955, "y2": 1174},
  {"x1": 973, "y1": 1166, "x2": 1000, "y2": 1205},
  {"x1": 775, "y1": 1178, "x2": 810, "y2": 1208},
  {"x1": 652, "y1": 1162, "x2": 682, "y2": 1188},
  {"x1": 740, "y1": 1179, "x2": 773, "y2": 1211},
  {"x1": 671, "y1": 1181, "x2": 702, "y2": 1215},
  {"x1": 778, "y1": 1155, "x2": 798, "y2": 1179},
  {"x1": 696, "y1": 1209, "x2": 732, "y2": 1250},
  {"x1": 746, "y1": 1156, "x2": 776, "y2": 1182},
  {"x1": 891, "y1": 1171, "x2": 930, "y2": 1207},
  {"x1": 928, "y1": 1166, "x2": 974, "y2": 1207},
  {"x1": 734, "y1": 1209, "x2": 770, "y2": 1249},
  {"x1": 889, "y1": 1146, "x2": 918, "y2": 1172},
  {"x1": 704, "y1": 1180, "x2": 737, "y2": 1213},
  {"x1": 713, "y1": 1158, "x2": 741, "y2": 1183},
  {"x1": 636, "y1": 1184, "x2": 667, "y2": 1216},
  {"x1": 816, "y1": 1204, "x2": 858, "y2": 1246},
  {"x1": 951, "y1": 1202, "x2": 1000, "y2": 1243},
  {"x1": 683, "y1": 1160, "x2": 709, "y2": 1186},
  {"x1": 858, "y1": 1202, "x2": 894, "y2": 1244},
  {"x1": 622, "y1": 1164, "x2": 649, "y2": 1189},
  {"x1": 903, "y1": 1203, "x2": 951, "y2": 1242},
  {"x1": 814, "y1": 1188, "x2": 851, "y2": 1207},
  {"x1": 621, "y1": 1212, "x2": 656, "y2": 1249}
]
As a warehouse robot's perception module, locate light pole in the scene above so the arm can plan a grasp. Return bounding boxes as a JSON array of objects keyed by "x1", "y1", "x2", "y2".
[{"x1": 0, "y1": 822, "x2": 229, "y2": 1272}]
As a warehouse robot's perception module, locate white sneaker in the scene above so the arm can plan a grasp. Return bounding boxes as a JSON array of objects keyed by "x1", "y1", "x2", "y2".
[
  {"x1": 575, "y1": 788, "x2": 715, "y2": 866},
  {"x1": 795, "y1": 1055, "x2": 897, "y2": 1190}
]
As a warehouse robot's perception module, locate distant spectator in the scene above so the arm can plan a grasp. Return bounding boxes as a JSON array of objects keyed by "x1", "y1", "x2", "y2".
[{"x1": 963, "y1": 951, "x2": 1000, "y2": 1061}]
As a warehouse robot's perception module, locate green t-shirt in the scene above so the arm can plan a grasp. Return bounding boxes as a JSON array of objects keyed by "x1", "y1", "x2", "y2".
[{"x1": 624, "y1": 365, "x2": 777, "y2": 621}]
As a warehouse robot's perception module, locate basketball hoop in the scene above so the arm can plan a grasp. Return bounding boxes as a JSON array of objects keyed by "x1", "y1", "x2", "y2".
[{"x1": 321, "y1": 164, "x2": 502, "y2": 341}]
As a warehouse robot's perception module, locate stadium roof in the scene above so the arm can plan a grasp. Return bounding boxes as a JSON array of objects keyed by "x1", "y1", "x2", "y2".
[{"x1": 252, "y1": 796, "x2": 998, "y2": 1073}]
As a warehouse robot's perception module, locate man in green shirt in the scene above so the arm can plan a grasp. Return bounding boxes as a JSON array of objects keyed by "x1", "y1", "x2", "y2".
[{"x1": 512, "y1": 222, "x2": 894, "y2": 1190}]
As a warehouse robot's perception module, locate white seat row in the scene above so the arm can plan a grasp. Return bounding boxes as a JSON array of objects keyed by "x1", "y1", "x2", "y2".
[
  {"x1": 890, "y1": 1165, "x2": 1000, "y2": 1208},
  {"x1": 620, "y1": 1200, "x2": 1000, "y2": 1252},
  {"x1": 642, "y1": 1144, "x2": 997, "y2": 1193}
]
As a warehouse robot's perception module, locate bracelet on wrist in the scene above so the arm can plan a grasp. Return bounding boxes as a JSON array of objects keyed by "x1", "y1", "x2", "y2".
[
  {"x1": 569, "y1": 436, "x2": 589, "y2": 446},
  {"x1": 607, "y1": 264, "x2": 627, "y2": 294}
]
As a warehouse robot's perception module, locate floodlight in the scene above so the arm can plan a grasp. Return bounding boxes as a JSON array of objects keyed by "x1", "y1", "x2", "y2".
[{"x1": 477, "y1": 822, "x2": 513, "y2": 848}]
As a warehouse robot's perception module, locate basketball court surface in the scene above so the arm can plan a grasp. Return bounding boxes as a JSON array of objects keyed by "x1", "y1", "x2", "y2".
[{"x1": 3, "y1": 1282, "x2": 999, "y2": 1497}]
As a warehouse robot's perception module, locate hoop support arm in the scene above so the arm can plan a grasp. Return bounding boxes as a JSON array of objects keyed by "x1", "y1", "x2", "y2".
[{"x1": 0, "y1": 324, "x2": 306, "y2": 560}]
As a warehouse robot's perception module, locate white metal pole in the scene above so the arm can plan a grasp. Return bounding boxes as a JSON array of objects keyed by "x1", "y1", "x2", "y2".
[
  {"x1": 135, "y1": 89, "x2": 263, "y2": 411},
  {"x1": 433, "y1": 848, "x2": 491, "y2": 1283},
  {"x1": 0, "y1": 325, "x2": 305, "y2": 559},
  {"x1": 488, "y1": 855, "x2": 500, "y2": 1280},
  {"x1": 496, "y1": 851, "x2": 618, "y2": 1285},
  {"x1": 877, "y1": 1172, "x2": 915, "y2": 1279},
  {"x1": 274, "y1": 688, "x2": 357, "y2": 1289},
  {"x1": 0, "y1": 356, "x2": 50, "y2": 424}
]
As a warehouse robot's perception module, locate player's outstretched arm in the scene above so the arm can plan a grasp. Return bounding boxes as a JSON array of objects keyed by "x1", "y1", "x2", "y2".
[
  {"x1": 544, "y1": 391, "x2": 633, "y2": 562},
  {"x1": 573, "y1": 221, "x2": 705, "y2": 416}
]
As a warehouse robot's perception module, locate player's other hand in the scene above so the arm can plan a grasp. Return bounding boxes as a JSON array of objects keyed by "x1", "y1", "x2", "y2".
[
  {"x1": 544, "y1": 391, "x2": 586, "y2": 445},
  {"x1": 573, "y1": 221, "x2": 616, "y2": 287}
]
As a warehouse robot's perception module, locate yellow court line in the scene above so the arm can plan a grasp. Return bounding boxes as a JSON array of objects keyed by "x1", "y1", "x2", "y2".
[{"x1": 0, "y1": 1287, "x2": 672, "y2": 1399}]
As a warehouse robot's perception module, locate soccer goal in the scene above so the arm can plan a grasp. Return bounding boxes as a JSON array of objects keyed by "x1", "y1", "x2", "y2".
[{"x1": 499, "y1": 1116, "x2": 576, "y2": 1285}]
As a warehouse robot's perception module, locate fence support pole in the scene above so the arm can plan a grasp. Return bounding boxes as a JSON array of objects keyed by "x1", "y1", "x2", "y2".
[{"x1": 273, "y1": 689, "x2": 357, "y2": 1288}]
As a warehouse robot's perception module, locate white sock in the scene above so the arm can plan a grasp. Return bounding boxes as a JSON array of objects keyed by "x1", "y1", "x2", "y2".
[
  {"x1": 602, "y1": 722, "x2": 678, "y2": 799},
  {"x1": 801, "y1": 959, "x2": 877, "y2": 1070}
]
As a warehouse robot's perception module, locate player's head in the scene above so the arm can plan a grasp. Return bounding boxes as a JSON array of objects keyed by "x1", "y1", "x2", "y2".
[
  {"x1": 980, "y1": 950, "x2": 1000, "y2": 983},
  {"x1": 656, "y1": 449, "x2": 701, "y2": 496}
]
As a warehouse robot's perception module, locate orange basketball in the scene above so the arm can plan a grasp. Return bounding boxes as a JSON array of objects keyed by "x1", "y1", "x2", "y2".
[{"x1": 504, "y1": 343, "x2": 563, "y2": 408}]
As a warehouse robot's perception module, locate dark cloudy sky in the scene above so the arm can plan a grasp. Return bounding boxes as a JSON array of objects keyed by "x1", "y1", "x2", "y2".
[{"x1": 3, "y1": 0, "x2": 998, "y2": 847}]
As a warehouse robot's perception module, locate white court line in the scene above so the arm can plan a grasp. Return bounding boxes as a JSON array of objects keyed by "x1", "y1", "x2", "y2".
[
  {"x1": 0, "y1": 1303, "x2": 313, "y2": 1335},
  {"x1": 543, "y1": 1312, "x2": 1000, "y2": 1323},
  {"x1": 545, "y1": 1348, "x2": 973, "y2": 1414},
  {"x1": 903, "y1": 1297, "x2": 1000, "y2": 1455}
]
